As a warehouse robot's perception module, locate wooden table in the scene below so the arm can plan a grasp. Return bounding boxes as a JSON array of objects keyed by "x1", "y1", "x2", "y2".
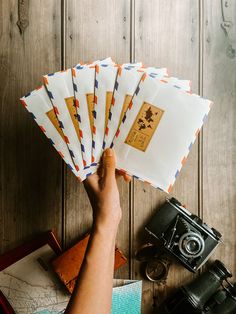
[{"x1": 0, "y1": 1, "x2": 235, "y2": 313}]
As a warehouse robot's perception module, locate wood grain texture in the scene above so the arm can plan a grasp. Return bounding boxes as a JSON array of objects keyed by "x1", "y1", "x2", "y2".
[
  {"x1": 64, "y1": 0, "x2": 131, "y2": 279},
  {"x1": 202, "y1": 0, "x2": 236, "y2": 277},
  {"x1": 133, "y1": 1, "x2": 200, "y2": 312},
  {"x1": 0, "y1": 0, "x2": 62, "y2": 253},
  {"x1": 0, "y1": 1, "x2": 235, "y2": 312}
]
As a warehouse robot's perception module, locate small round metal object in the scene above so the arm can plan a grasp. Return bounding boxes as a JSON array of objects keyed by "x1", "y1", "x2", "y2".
[
  {"x1": 145, "y1": 259, "x2": 170, "y2": 283},
  {"x1": 178, "y1": 232, "x2": 205, "y2": 258}
]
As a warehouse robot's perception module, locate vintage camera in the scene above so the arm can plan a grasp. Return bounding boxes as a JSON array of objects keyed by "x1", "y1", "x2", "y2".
[
  {"x1": 145, "y1": 198, "x2": 222, "y2": 272},
  {"x1": 160, "y1": 260, "x2": 236, "y2": 314}
]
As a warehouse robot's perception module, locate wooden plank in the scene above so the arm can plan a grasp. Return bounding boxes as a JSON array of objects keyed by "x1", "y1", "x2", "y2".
[
  {"x1": 64, "y1": 0, "x2": 131, "y2": 279},
  {"x1": 202, "y1": 0, "x2": 236, "y2": 278},
  {"x1": 0, "y1": 1, "x2": 62, "y2": 253},
  {"x1": 133, "y1": 1, "x2": 200, "y2": 312}
]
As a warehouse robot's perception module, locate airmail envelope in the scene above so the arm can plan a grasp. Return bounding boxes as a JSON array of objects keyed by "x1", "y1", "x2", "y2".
[
  {"x1": 72, "y1": 58, "x2": 114, "y2": 167},
  {"x1": 113, "y1": 74, "x2": 212, "y2": 193},
  {"x1": 20, "y1": 85, "x2": 84, "y2": 180},
  {"x1": 105, "y1": 66, "x2": 191, "y2": 150},
  {"x1": 92, "y1": 62, "x2": 143, "y2": 165},
  {"x1": 43, "y1": 69, "x2": 87, "y2": 173}
]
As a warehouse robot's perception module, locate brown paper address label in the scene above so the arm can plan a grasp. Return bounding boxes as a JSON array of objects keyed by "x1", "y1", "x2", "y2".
[
  {"x1": 118, "y1": 94, "x2": 132, "y2": 128},
  {"x1": 46, "y1": 109, "x2": 65, "y2": 141},
  {"x1": 105, "y1": 91, "x2": 113, "y2": 130},
  {"x1": 125, "y1": 102, "x2": 164, "y2": 152},
  {"x1": 86, "y1": 93, "x2": 94, "y2": 134},
  {"x1": 65, "y1": 96, "x2": 81, "y2": 142}
]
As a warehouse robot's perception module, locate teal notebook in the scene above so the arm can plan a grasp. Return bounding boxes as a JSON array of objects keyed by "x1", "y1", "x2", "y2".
[{"x1": 111, "y1": 279, "x2": 142, "y2": 314}]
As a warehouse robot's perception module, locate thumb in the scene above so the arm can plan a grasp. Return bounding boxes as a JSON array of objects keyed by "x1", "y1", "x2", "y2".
[{"x1": 102, "y1": 148, "x2": 116, "y2": 184}]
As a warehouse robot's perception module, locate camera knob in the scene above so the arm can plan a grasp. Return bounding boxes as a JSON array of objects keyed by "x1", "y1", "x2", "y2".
[
  {"x1": 212, "y1": 260, "x2": 232, "y2": 280},
  {"x1": 169, "y1": 197, "x2": 182, "y2": 206},
  {"x1": 211, "y1": 228, "x2": 222, "y2": 239}
]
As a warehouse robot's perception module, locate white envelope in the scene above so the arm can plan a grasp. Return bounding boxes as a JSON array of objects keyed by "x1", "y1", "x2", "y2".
[
  {"x1": 92, "y1": 62, "x2": 143, "y2": 165},
  {"x1": 92, "y1": 63, "x2": 119, "y2": 164},
  {"x1": 145, "y1": 67, "x2": 191, "y2": 92},
  {"x1": 20, "y1": 85, "x2": 84, "y2": 180},
  {"x1": 160, "y1": 76, "x2": 191, "y2": 91},
  {"x1": 105, "y1": 66, "x2": 190, "y2": 150},
  {"x1": 72, "y1": 58, "x2": 114, "y2": 167},
  {"x1": 43, "y1": 69, "x2": 88, "y2": 174},
  {"x1": 104, "y1": 66, "x2": 168, "y2": 149},
  {"x1": 113, "y1": 74, "x2": 212, "y2": 193}
]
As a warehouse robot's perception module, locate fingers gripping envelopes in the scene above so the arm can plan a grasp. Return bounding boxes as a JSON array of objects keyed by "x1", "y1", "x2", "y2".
[{"x1": 20, "y1": 58, "x2": 212, "y2": 191}]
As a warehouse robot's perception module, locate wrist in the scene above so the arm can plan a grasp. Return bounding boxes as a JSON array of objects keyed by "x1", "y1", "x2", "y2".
[
  {"x1": 93, "y1": 215, "x2": 120, "y2": 237},
  {"x1": 93, "y1": 204, "x2": 122, "y2": 228}
]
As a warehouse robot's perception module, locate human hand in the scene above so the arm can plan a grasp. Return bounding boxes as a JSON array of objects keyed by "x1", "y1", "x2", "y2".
[{"x1": 83, "y1": 148, "x2": 131, "y2": 230}]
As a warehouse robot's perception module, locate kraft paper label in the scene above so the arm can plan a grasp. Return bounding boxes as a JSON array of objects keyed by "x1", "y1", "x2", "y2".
[
  {"x1": 105, "y1": 91, "x2": 113, "y2": 130},
  {"x1": 65, "y1": 96, "x2": 81, "y2": 142},
  {"x1": 86, "y1": 93, "x2": 94, "y2": 133},
  {"x1": 46, "y1": 109, "x2": 65, "y2": 141},
  {"x1": 118, "y1": 94, "x2": 132, "y2": 128},
  {"x1": 125, "y1": 102, "x2": 164, "y2": 152}
]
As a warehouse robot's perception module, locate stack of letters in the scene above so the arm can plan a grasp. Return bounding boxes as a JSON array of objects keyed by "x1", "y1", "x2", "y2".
[{"x1": 21, "y1": 57, "x2": 212, "y2": 193}]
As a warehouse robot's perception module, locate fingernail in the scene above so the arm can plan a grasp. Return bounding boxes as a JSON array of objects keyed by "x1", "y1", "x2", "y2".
[{"x1": 104, "y1": 148, "x2": 113, "y2": 157}]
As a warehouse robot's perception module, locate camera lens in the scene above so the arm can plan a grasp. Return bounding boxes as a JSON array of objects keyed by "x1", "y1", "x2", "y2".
[
  {"x1": 179, "y1": 232, "x2": 205, "y2": 258},
  {"x1": 187, "y1": 239, "x2": 200, "y2": 253}
]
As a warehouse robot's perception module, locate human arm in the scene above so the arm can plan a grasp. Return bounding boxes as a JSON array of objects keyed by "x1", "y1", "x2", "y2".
[{"x1": 65, "y1": 148, "x2": 130, "y2": 314}]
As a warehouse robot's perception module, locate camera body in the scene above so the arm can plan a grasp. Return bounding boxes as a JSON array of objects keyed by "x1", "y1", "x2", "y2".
[{"x1": 145, "y1": 198, "x2": 222, "y2": 272}]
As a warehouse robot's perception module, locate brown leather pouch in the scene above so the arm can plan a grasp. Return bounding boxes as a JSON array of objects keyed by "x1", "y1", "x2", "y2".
[{"x1": 51, "y1": 233, "x2": 127, "y2": 293}]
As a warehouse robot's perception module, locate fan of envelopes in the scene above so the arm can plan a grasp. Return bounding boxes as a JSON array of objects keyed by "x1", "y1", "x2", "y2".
[{"x1": 20, "y1": 57, "x2": 212, "y2": 193}]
